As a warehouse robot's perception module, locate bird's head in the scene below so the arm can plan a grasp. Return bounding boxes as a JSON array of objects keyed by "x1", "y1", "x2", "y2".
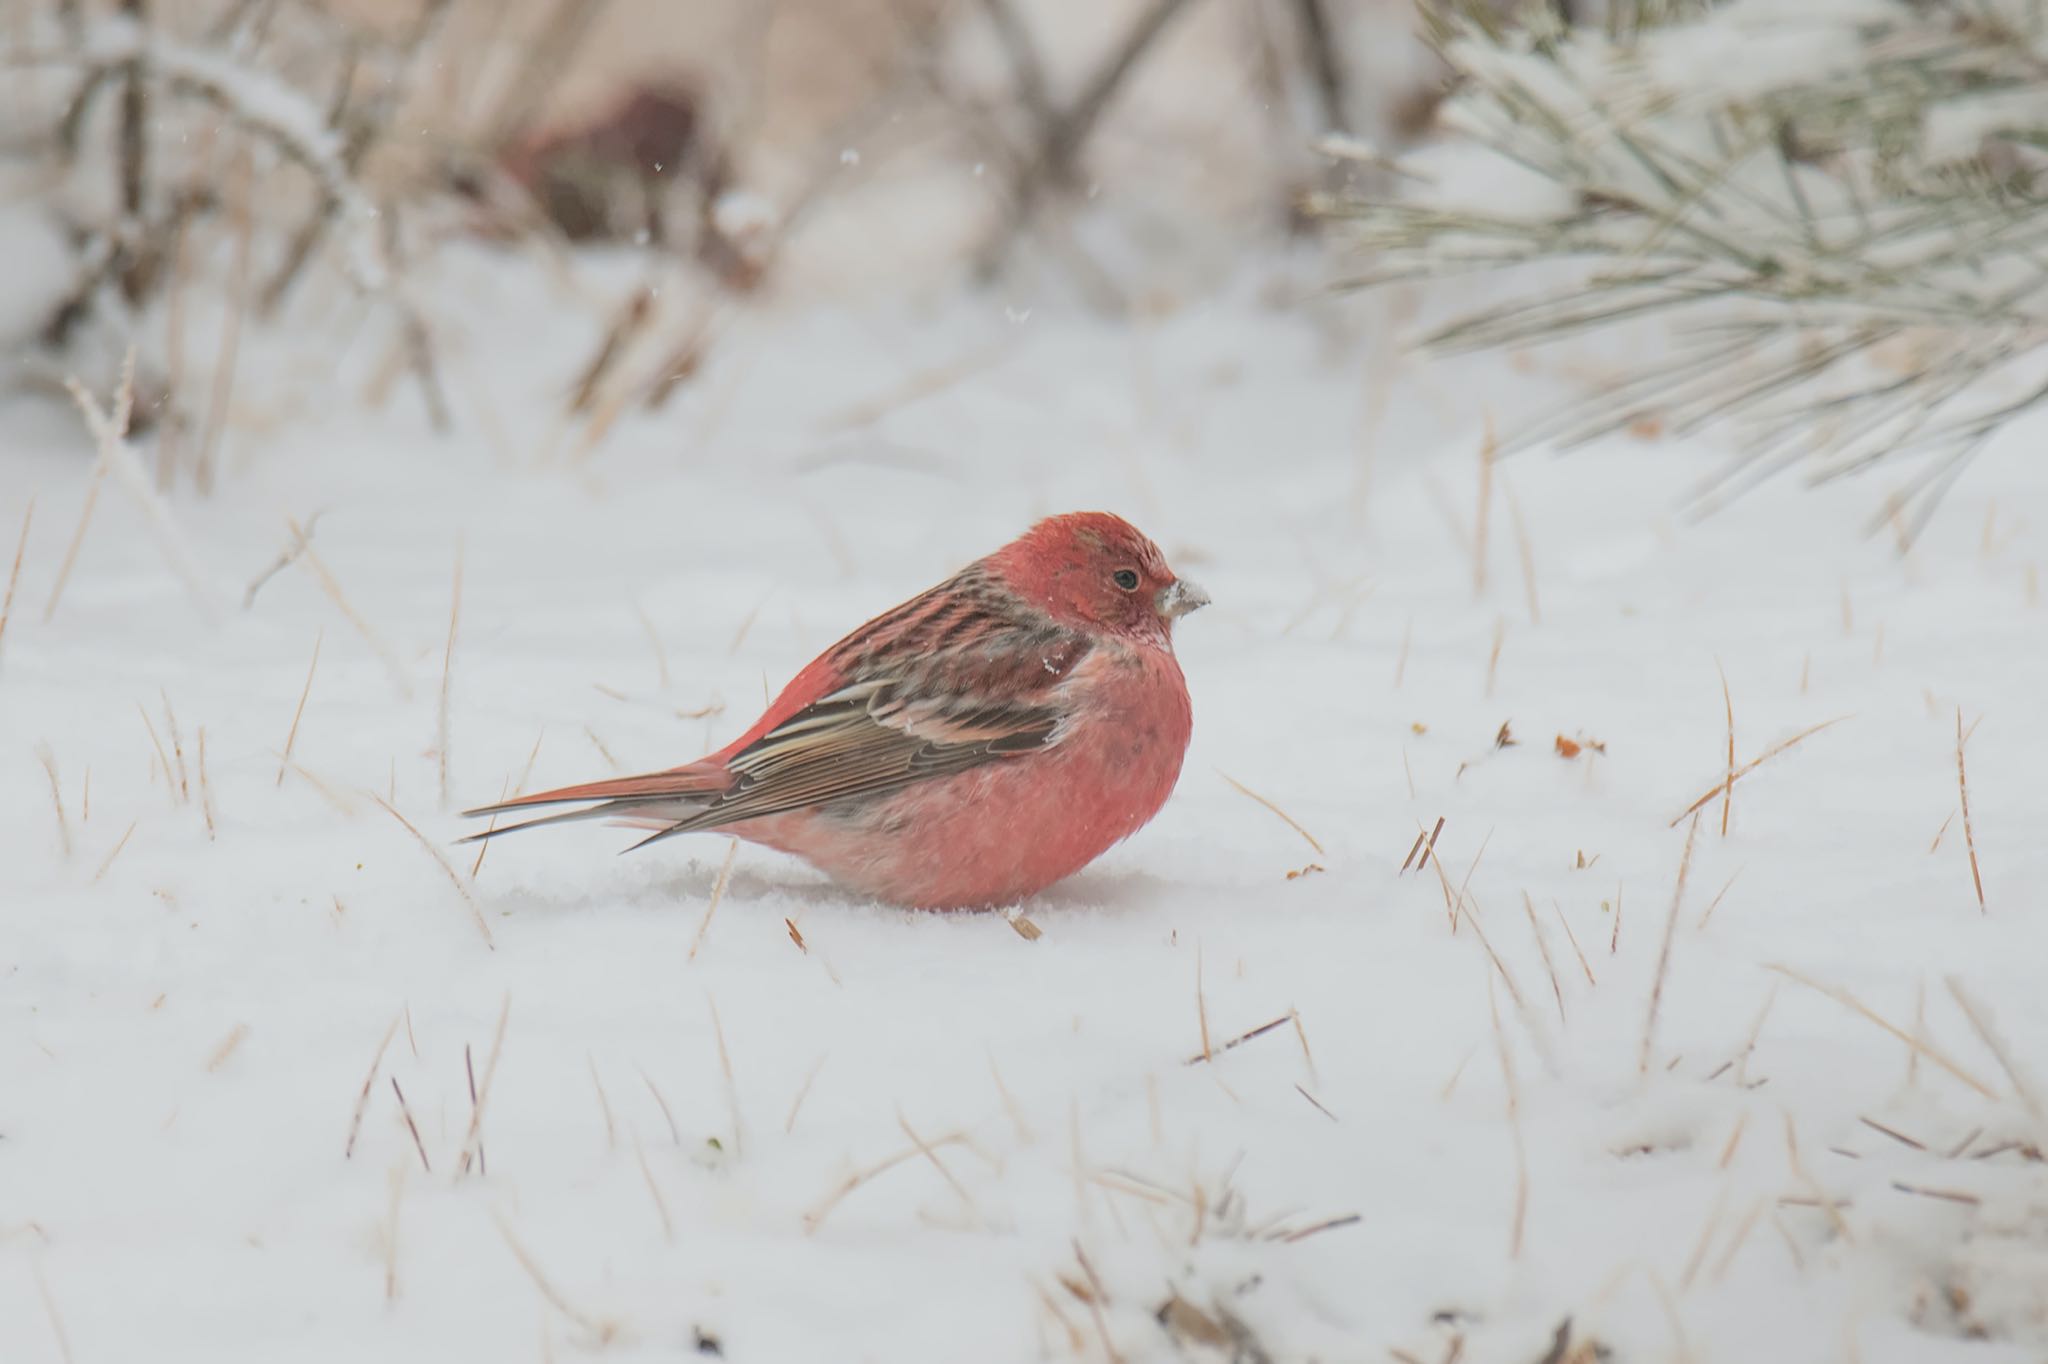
[{"x1": 989, "y1": 511, "x2": 1209, "y2": 643}]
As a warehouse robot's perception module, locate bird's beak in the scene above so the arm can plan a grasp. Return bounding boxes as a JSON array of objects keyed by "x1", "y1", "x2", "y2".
[{"x1": 1157, "y1": 577, "x2": 1211, "y2": 620}]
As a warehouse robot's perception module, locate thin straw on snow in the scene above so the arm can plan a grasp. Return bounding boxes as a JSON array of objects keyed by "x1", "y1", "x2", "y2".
[
  {"x1": 1944, "y1": 978, "x2": 2044, "y2": 1122},
  {"x1": 631, "y1": 1136, "x2": 674, "y2": 1243},
  {"x1": 388, "y1": 1078, "x2": 429, "y2": 1173},
  {"x1": 688, "y1": 840, "x2": 739, "y2": 962},
  {"x1": 37, "y1": 745, "x2": 71, "y2": 858},
  {"x1": 492, "y1": 1209, "x2": 619, "y2": 1343},
  {"x1": 1954, "y1": 709, "x2": 1986, "y2": 912},
  {"x1": 638, "y1": 1069, "x2": 682, "y2": 1145},
  {"x1": 586, "y1": 1056, "x2": 618, "y2": 1152},
  {"x1": 803, "y1": 1132, "x2": 974, "y2": 1234},
  {"x1": 343, "y1": 1017, "x2": 401, "y2": 1159},
  {"x1": 287, "y1": 518, "x2": 412, "y2": 699},
  {"x1": 456, "y1": 995, "x2": 510, "y2": 1176},
  {"x1": 41, "y1": 466, "x2": 103, "y2": 624},
  {"x1": 1765, "y1": 964, "x2": 1995, "y2": 1098},
  {"x1": 0, "y1": 499, "x2": 32, "y2": 674},
  {"x1": 786, "y1": 1056, "x2": 828, "y2": 1137},
  {"x1": 1670, "y1": 717, "x2": 1850, "y2": 826},
  {"x1": 1215, "y1": 770, "x2": 1326, "y2": 857},
  {"x1": 65, "y1": 360, "x2": 223, "y2": 626},
  {"x1": 369, "y1": 794, "x2": 492, "y2": 948},
  {"x1": 1640, "y1": 812, "x2": 1701, "y2": 1074},
  {"x1": 275, "y1": 631, "x2": 321, "y2": 787},
  {"x1": 90, "y1": 821, "x2": 137, "y2": 884}
]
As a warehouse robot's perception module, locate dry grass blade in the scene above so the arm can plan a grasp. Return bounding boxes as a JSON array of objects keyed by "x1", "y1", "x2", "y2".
[
  {"x1": 1184, "y1": 1013, "x2": 1292, "y2": 1066},
  {"x1": 288, "y1": 516, "x2": 412, "y2": 698},
  {"x1": 1640, "y1": 813, "x2": 1700, "y2": 1073},
  {"x1": 42, "y1": 466, "x2": 102, "y2": 623},
  {"x1": 465, "y1": 1043, "x2": 487, "y2": 1177},
  {"x1": 786, "y1": 1055, "x2": 827, "y2": 1136},
  {"x1": 1194, "y1": 942, "x2": 1212, "y2": 1062},
  {"x1": 1858, "y1": 1116, "x2": 1927, "y2": 1151},
  {"x1": 639, "y1": 1069, "x2": 681, "y2": 1145},
  {"x1": 803, "y1": 1131, "x2": 972, "y2": 1233},
  {"x1": 1401, "y1": 815, "x2": 1446, "y2": 875},
  {"x1": 1295, "y1": 1081, "x2": 1340, "y2": 1121},
  {"x1": 344, "y1": 1016, "x2": 402, "y2": 1158},
  {"x1": 1766, "y1": 963, "x2": 1995, "y2": 1097},
  {"x1": 32, "y1": 1258, "x2": 75, "y2": 1364},
  {"x1": 64, "y1": 358, "x2": 222, "y2": 624},
  {"x1": 370, "y1": 793, "x2": 494, "y2": 948},
  {"x1": 390, "y1": 1077, "x2": 430, "y2": 1172},
  {"x1": 1945, "y1": 977, "x2": 2043, "y2": 1118},
  {"x1": 1955, "y1": 709, "x2": 1985, "y2": 912},
  {"x1": 1523, "y1": 892, "x2": 1566, "y2": 1023},
  {"x1": 276, "y1": 630, "x2": 321, "y2": 786},
  {"x1": 37, "y1": 744, "x2": 72, "y2": 857},
  {"x1": 91, "y1": 819, "x2": 138, "y2": 883},
  {"x1": 206, "y1": 1023, "x2": 250, "y2": 1071},
  {"x1": 1671, "y1": 717, "x2": 1850, "y2": 826},
  {"x1": 1278, "y1": 1212, "x2": 1363, "y2": 1242},
  {"x1": 197, "y1": 726, "x2": 216, "y2": 839},
  {"x1": 633, "y1": 1135, "x2": 674, "y2": 1243},
  {"x1": 493, "y1": 1209, "x2": 619, "y2": 1342},
  {"x1": 457, "y1": 994, "x2": 510, "y2": 1175},
  {"x1": 688, "y1": 839, "x2": 739, "y2": 962},
  {"x1": 1717, "y1": 663, "x2": 1735, "y2": 836},
  {"x1": 1891, "y1": 1181, "x2": 1980, "y2": 1206},
  {"x1": 1551, "y1": 900, "x2": 1596, "y2": 986},
  {"x1": 899, "y1": 1109, "x2": 986, "y2": 1228},
  {"x1": 587, "y1": 1054, "x2": 618, "y2": 1151},
  {"x1": 1216, "y1": 769, "x2": 1326, "y2": 856},
  {"x1": 0, "y1": 498, "x2": 32, "y2": 672}
]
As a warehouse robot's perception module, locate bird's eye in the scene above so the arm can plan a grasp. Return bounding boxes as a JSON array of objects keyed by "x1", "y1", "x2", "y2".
[{"x1": 1112, "y1": 569, "x2": 1140, "y2": 591}]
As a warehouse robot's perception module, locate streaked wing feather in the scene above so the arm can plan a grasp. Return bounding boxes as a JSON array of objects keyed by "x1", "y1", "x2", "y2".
[{"x1": 664, "y1": 635, "x2": 1084, "y2": 832}]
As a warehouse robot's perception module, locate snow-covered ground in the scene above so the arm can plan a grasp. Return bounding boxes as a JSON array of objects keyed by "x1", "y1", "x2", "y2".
[{"x1": 4, "y1": 248, "x2": 2047, "y2": 1364}]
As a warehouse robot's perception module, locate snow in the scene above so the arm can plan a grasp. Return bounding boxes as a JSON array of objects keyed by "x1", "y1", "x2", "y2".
[{"x1": 3, "y1": 247, "x2": 2048, "y2": 1364}]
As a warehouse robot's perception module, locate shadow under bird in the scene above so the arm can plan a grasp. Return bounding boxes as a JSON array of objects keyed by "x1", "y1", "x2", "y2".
[{"x1": 462, "y1": 512, "x2": 1208, "y2": 910}]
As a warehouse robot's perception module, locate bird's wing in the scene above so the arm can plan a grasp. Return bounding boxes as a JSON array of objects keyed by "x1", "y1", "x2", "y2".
[
  {"x1": 460, "y1": 617, "x2": 1094, "y2": 843},
  {"x1": 661, "y1": 628, "x2": 1093, "y2": 832}
]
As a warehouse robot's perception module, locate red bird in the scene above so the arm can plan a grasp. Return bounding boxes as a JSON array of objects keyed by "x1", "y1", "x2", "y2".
[{"x1": 463, "y1": 512, "x2": 1208, "y2": 910}]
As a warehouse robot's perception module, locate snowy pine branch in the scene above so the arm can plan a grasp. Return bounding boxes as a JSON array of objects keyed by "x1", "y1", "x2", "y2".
[{"x1": 1316, "y1": 0, "x2": 2048, "y2": 529}]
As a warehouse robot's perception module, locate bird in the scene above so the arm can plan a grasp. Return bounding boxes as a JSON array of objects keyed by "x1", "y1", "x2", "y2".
[{"x1": 461, "y1": 512, "x2": 1209, "y2": 910}]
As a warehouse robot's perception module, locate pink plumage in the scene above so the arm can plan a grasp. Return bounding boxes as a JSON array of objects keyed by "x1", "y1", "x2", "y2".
[{"x1": 463, "y1": 512, "x2": 1208, "y2": 909}]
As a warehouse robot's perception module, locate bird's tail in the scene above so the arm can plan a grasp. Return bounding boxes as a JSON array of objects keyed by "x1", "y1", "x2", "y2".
[{"x1": 458, "y1": 764, "x2": 730, "y2": 847}]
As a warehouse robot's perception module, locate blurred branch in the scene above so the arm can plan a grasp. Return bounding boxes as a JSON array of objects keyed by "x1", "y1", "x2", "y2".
[
  {"x1": 1293, "y1": 0, "x2": 1349, "y2": 136},
  {"x1": 975, "y1": 0, "x2": 1206, "y2": 277},
  {"x1": 484, "y1": 0, "x2": 617, "y2": 151}
]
